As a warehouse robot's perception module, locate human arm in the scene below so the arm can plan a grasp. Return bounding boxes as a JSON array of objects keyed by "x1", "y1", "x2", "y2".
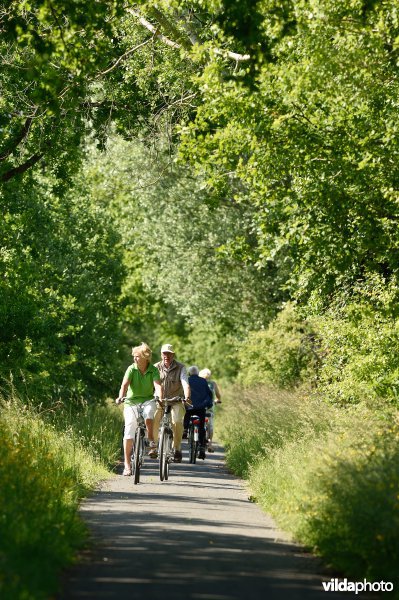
[
  {"x1": 180, "y1": 366, "x2": 191, "y2": 402},
  {"x1": 214, "y1": 380, "x2": 222, "y2": 403},
  {"x1": 116, "y1": 375, "x2": 130, "y2": 404},
  {"x1": 205, "y1": 383, "x2": 213, "y2": 408},
  {"x1": 154, "y1": 379, "x2": 163, "y2": 401}
]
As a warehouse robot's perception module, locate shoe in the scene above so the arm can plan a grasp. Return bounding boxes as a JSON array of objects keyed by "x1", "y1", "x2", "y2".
[
  {"x1": 148, "y1": 441, "x2": 158, "y2": 459},
  {"x1": 123, "y1": 467, "x2": 131, "y2": 476},
  {"x1": 173, "y1": 449, "x2": 183, "y2": 463},
  {"x1": 207, "y1": 445, "x2": 215, "y2": 453},
  {"x1": 198, "y1": 447, "x2": 206, "y2": 460}
]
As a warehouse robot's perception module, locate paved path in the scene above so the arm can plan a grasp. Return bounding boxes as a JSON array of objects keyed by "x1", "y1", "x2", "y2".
[{"x1": 58, "y1": 445, "x2": 359, "y2": 599}]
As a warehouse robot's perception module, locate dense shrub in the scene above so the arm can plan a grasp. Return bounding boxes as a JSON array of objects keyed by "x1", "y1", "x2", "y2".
[
  {"x1": 236, "y1": 303, "x2": 319, "y2": 389},
  {"x1": 311, "y1": 275, "x2": 399, "y2": 407}
]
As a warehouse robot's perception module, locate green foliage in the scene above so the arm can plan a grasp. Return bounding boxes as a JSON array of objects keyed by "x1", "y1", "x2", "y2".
[
  {"x1": 178, "y1": 0, "x2": 399, "y2": 303},
  {"x1": 0, "y1": 394, "x2": 121, "y2": 600},
  {"x1": 0, "y1": 171, "x2": 125, "y2": 402},
  {"x1": 219, "y1": 383, "x2": 399, "y2": 586},
  {"x1": 178, "y1": 323, "x2": 239, "y2": 380},
  {"x1": 310, "y1": 275, "x2": 399, "y2": 406},
  {"x1": 79, "y1": 136, "x2": 282, "y2": 358},
  {"x1": 296, "y1": 421, "x2": 399, "y2": 583},
  {"x1": 47, "y1": 399, "x2": 124, "y2": 467},
  {"x1": 248, "y1": 402, "x2": 399, "y2": 585},
  {"x1": 0, "y1": 0, "x2": 200, "y2": 184},
  {"x1": 237, "y1": 303, "x2": 319, "y2": 388}
]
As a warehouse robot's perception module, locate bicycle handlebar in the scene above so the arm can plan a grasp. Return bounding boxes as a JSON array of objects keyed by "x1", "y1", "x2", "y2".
[
  {"x1": 156, "y1": 396, "x2": 192, "y2": 407},
  {"x1": 115, "y1": 396, "x2": 156, "y2": 405},
  {"x1": 116, "y1": 396, "x2": 192, "y2": 407}
]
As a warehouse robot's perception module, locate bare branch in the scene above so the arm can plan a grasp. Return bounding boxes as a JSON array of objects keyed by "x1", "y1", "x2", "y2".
[
  {"x1": 127, "y1": 8, "x2": 181, "y2": 49},
  {"x1": 129, "y1": 7, "x2": 251, "y2": 62},
  {"x1": 146, "y1": 6, "x2": 193, "y2": 51},
  {"x1": 97, "y1": 37, "x2": 153, "y2": 77},
  {"x1": 214, "y1": 48, "x2": 251, "y2": 62}
]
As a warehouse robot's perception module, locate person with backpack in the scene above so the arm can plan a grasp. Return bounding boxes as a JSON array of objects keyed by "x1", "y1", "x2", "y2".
[
  {"x1": 199, "y1": 368, "x2": 222, "y2": 453},
  {"x1": 184, "y1": 365, "x2": 213, "y2": 459}
]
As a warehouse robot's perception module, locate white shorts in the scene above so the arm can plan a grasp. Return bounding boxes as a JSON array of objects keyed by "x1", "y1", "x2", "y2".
[{"x1": 123, "y1": 399, "x2": 156, "y2": 440}]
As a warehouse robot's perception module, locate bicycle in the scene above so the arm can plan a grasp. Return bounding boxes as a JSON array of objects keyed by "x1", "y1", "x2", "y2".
[
  {"x1": 187, "y1": 413, "x2": 209, "y2": 464},
  {"x1": 119, "y1": 398, "x2": 151, "y2": 484},
  {"x1": 157, "y1": 396, "x2": 186, "y2": 481}
]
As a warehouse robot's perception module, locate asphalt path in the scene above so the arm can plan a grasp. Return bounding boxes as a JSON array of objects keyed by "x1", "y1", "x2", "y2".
[{"x1": 58, "y1": 444, "x2": 362, "y2": 600}]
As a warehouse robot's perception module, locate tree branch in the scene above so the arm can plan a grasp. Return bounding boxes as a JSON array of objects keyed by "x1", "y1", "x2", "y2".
[
  {"x1": 97, "y1": 37, "x2": 153, "y2": 77},
  {"x1": 1, "y1": 152, "x2": 45, "y2": 182},
  {"x1": 146, "y1": 6, "x2": 193, "y2": 51},
  {"x1": 0, "y1": 112, "x2": 37, "y2": 161},
  {"x1": 129, "y1": 7, "x2": 251, "y2": 61},
  {"x1": 127, "y1": 9, "x2": 181, "y2": 49}
]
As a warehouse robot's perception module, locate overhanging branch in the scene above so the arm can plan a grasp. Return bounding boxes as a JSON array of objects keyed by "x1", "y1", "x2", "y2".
[
  {"x1": 129, "y1": 7, "x2": 251, "y2": 62},
  {"x1": 127, "y1": 9, "x2": 181, "y2": 49}
]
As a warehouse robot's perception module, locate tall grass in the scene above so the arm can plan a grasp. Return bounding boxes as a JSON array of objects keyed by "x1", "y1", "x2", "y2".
[
  {"x1": 216, "y1": 384, "x2": 331, "y2": 478},
  {"x1": 0, "y1": 394, "x2": 123, "y2": 600},
  {"x1": 216, "y1": 385, "x2": 399, "y2": 589},
  {"x1": 46, "y1": 398, "x2": 124, "y2": 466}
]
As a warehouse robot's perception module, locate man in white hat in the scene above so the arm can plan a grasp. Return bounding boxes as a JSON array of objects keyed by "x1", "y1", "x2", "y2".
[{"x1": 153, "y1": 344, "x2": 190, "y2": 462}]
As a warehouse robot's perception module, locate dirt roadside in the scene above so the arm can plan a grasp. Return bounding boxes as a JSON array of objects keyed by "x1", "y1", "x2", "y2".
[{"x1": 58, "y1": 444, "x2": 365, "y2": 600}]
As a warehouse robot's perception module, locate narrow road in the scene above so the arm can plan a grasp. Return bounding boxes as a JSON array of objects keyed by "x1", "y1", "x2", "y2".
[{"x1": 58, "y1": 445, "x2": 359, "y2": 599}]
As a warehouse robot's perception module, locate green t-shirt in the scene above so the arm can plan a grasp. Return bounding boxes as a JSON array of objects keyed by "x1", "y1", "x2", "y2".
[{"x1": 124, "y1": 363, "x2": 160, "y2": 405}]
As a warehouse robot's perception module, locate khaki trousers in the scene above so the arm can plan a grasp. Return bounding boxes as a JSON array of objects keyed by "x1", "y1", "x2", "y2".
[{"x1": 153, "y1": 402, "x2": 186, "y2": 450}]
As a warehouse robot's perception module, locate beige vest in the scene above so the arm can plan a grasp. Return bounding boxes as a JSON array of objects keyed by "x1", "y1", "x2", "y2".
[{"x1": 155, "y1": 359, "x2": 184, "y2": 399}]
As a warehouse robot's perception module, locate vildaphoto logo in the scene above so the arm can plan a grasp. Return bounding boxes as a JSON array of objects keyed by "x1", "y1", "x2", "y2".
[{"x1": 322, "y1": 578, "x2": 393, "y2": 594}]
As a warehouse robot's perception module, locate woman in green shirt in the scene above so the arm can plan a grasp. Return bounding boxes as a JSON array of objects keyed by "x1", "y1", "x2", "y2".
[{"x1": 116, "y1": 342, "x2": 162, "y2": 475}]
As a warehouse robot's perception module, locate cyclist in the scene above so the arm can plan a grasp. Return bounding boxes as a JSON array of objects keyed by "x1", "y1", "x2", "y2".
[
  {"x1": 184, "y1": 365, "x2": 213, "y2": 460},
  {"x1": 116, "y1": 342, "x2": 162, "y2": 476},
  {"x1": 199, "y1": 368, "x2": 222, "y2": 453},
  {"x1": 153, "y1": 343, "x2": 191, "y2": 463}
]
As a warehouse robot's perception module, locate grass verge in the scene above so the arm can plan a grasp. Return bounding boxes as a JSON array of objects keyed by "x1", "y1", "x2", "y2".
[
  {"x1": 216, "y1": 385, "x2": 399, "y2": 589},
  {"x1": 0, "y1": 395, "x2": 123, "y2": 600}
]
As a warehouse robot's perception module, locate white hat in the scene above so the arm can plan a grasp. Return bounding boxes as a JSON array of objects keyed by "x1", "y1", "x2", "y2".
[{"x1": 161, "y1": 343, "x2": 175, "y2": 354}]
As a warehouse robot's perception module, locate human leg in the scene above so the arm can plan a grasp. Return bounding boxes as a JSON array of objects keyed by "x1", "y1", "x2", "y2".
[
  {"x1": 171, "y1": 402, "x2": 186, "y2": 450},
  {"x1": 123, "y1": 439, "x2": 133, "y2": 474},
  {"x1": 123, "y1": 405, "x2": 138, "y2": 474},
  {"x1": 142, "y1": 400, "x2": 156, "y2": 438},
  {"x1": 197, "y1": 408, "x2": 206, "y2": 459},
  {"x1": 207, "y1": 410, "x2": 215, "y2": 451}
]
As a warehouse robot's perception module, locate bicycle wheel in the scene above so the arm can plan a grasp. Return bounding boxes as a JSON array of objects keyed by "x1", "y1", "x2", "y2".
[
  {"x1": 132, "y1": 428, "x2": 141, "y2": 484},
  {"x1": 159, "y1": 428, "x2": 166, "y2": 481},
  {"x1": 189, "y1": 423, "x2": 196, "y2": 464},
  {"x1": 163, "y1": 431, "x2": 172, "y2": 481}
]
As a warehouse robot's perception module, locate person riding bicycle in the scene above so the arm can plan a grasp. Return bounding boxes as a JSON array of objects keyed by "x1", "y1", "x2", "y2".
[
  {"x1": 115, "y1": 342, "x2": 162, "y2": 475},
  {"x1": 153, "y1": 344, "x2": 191, "y2": 463},
  {"x1": 199, "y1": 368, "x2": 222, "y2": 453},
  {"x1": 184, "y1": 365, "x2": 213, "y2": 460}
]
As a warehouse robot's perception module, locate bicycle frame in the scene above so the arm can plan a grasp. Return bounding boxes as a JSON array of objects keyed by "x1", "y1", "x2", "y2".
[
  {"x1": 131, "y1": 403, "x2": 147, "y2": 484},
  {"x1": 187, "y1": 414, "x2": 209, "y2": 464}
]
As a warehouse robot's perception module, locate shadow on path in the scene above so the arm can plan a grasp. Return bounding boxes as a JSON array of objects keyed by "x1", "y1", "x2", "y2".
[{"x1": 58, "y1": 446, "x2": 364, "y2": 600}]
